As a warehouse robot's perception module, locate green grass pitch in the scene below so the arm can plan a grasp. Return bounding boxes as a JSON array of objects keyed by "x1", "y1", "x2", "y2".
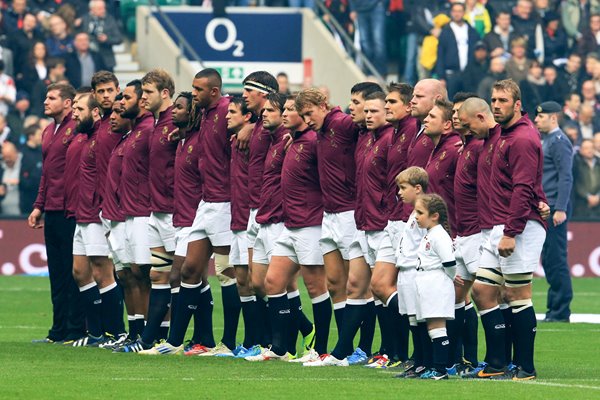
[{"x1": 1, "y1": 276, "x2": 599, "y2": 399}]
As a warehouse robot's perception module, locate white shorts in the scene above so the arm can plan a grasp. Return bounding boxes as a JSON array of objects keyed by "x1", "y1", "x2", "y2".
[
  {"x1": 481, "y1": 228, "x2": 492, "y2": 244},
  {"x1": 73, "y1": 223, "x2": 110, "y2": 256},
  {"x1": 319, "y1": 210, "x2": 356, "y2": 260},
  {"x1": 479, "y1": 221, "x2": 546, "y2": 275},
  {"x1": 106, "y1": 220, "x2": 126, "y2": 266},
  {"x1": 148, "y1": 212, "x2": 176, "y2": 252},
  {"x1": 246, "y1": 208, "x2": 260, "y2": 248},
  {"x1": 376, "y1": 220, "x2": 406, "y2": 264},
  {"x1": 415, "y1": 269, "x2": 455, "y2": 321},
  {"x1": 454, "y1": 232, "x2": 483, "y2": 280},
  {"x1": 397, "y1": 267, "x2": 417, "y2": 315},
  {"x1": 99, "y1": 210, "x2": 110, "y2": 235},
  {"x1": 174, "y1": 226, "x2": 194, "y2": 257},
  {"x1": 124, "y1": 216, "x2": 151, "y2": 265},
  {"x1": 230, "y1": 230, "x2": 249, "y2": 266},
  {"x1": 348, "y1": 230, "x2": 386, "y2": 267},
  {"x1": 189, "y1": 200, "x2": 232, "y2": 247},
  {"x1": 253, "y1": 222, "x2": 284, "y2": 265},
  {"x1": 272, "y1": 226, "x2": 324, "y2": 265}
]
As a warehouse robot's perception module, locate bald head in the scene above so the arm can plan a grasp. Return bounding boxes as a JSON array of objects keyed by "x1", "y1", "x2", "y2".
[
  {"x1": 1, "y1": 141, "x2": 18, "y2": 168},
  {"x1": 457, "y1": 97, "x2": 496, "y2": 139},
  {"x1": 410, "y1": 79, "x2": 448, "y2": 120}
]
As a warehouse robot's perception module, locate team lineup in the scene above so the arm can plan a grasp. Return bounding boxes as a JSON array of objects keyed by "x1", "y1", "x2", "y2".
[{"x1": 29, "y1": 67, "x2": 554, "y2": 381}]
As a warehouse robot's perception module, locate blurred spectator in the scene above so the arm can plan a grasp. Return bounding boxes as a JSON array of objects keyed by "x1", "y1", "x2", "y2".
[
  {"x1": 572, "y1": 138, "x2": 600, "y2": 218},
  {"x1": 562, "y1": 92, "x2": 582, "y2": 124},
  {"x1": 17, "y1": 41, "x2": 47, "y2": 95},
  {"x1": 505, "y1": 37, "x2": 533, "y2": 83},
  {"x1": 65, "y1": 32, "x2": 106, "y2": 88},
  {"x1": 533, "y1": 0, "x2": 553, "y2": 18},
  {"x1": 561, "y1": 0, "x2": 600, "y2": 43},
  {"x1": 0, "y1": 114, "x2": 11, "y2": 144},
  {"x1": 461, "y1": 40, "x2": 490, "y2": 93},
  {"x1": 543, "y1": 64, "x2": 569, "y2": 104},
  {"x1": 349, "y1": 0, "x2": 387, "y2": 76},
  {"x1": 576, "y1": 13, "x2": 600, "y2": 57},
  {"x1": 6, "y1": 91, "x2": 31, "y2": 146},
  {"x1": 4, "y1": 0, "x2": 29, "y2": 34},
  {"x1": 541, "y1": 11, "x2": 568, "y2": 62},
  {"x1": 520, "y1": 60, "x2": 546, "y2": 116},
  {"x1": 583, "y1": 52, "x2": 599, "y2": 81},
  {"x1": 436, "y1": 2, "x2": 480, "y2": 98},
  {"x1": 477, "y1": 56, "x2": 507, "y2": 101},
  {"x1": 558, "y1": 53, "x2": 584, "y2": 94},
  {"x1": 77, "y1": 0, "x2": 122, "y2": 72},
  {"x1": 594, "y1": 131, "x2": 600, "y2": 155},
  {"x1": 483, "y1": 11, "x2": 518, "y2": 59},
  {"x1": 578, "y1": 103, "x2": 600, "y2": 139},
  {"x1": 45, "y1": 14, "x2": 73, "y2": 57},
  {"x1": 30, "y1": 57, "x2": 64, "y2": 117},
  {"x1": 289, "y1": 0, "x2": 314, "y2": 8},
  {"x1": 563, "y1": 122, "x2": 582, "y2": 148},
  {"x1": 9, "y1": 12, "x2": 44, "y2": 79},
  {"x1": 420, "y1": 13, "x2": 450, "y2": 79},
  {"x1": 511, "y1": 0, "x2": 543, "y2": 59},
  {"x1": 402, "y1": 0, "x2": 437, "y2": 85},
  {"x1": 277, "y1": 72, "x2": 290, "y2": 94},
  {"x1": 465, "y1": 0, "x2": 492, "y2": 38},
  {"x1": 0, "y1": 140, "x2": 21, "y2": 215},
  {"x1": 0, "y1": 60, "x2": 16, "y2": 117},
  {"x1": 581, "y1": 79, "x2": 600, "y2": 109},
  {"x1": 0, "y1": 44, "x2": 15, "y2": 78},
  {"x1": 18, "y1": 123, "x2": 41, "y2": 215}
]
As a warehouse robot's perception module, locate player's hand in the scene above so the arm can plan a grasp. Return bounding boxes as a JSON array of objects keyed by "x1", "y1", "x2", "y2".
[
  {"x1": 553, "y1": 210, "x2": 567, "y2": 226},
  {"x1": 236, "y1": 124, "x2": 253, "y2": 150},
  {"x1": 167, "y1": 128, "x2": 180, "y2": 142},
  {"x1": 28, "y1": 208, "x2": 43, "y2": 229},
  {"x1": 498, "y1": 235, "x2": 516, "y2": 257},
  {"x1": 538, "y1": 201, "x2": 551, "y2": 220},
  {"x1": 454, "y1": 275, "x2": 465, "y2": 287},
  {"x1": 283, "y1": 133, "x2": 293, "y2": 151}
]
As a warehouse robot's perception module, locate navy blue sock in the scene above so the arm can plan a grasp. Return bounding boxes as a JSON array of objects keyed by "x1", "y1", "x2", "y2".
[
  {"x1": 512, "y1": 303, "x2": 537, "y2": 373},
  {"x1": 387, "y1": 293, "x2": 409, "y2": 361},
  {"x1": 333, "y1": 302, "x2": 345, "y2": 335},
  {"x1": 287, "y1": 291, "x2": 305, "y2": 354},
  {"x1": 331, "y1": 300, "x2": 369, "y2": 359},
  {"x1": 311, "y1": 293, "x2": 332, "y2": 355},
  {"x1": 480, "y1": 307, "x2": 507, "y2": 369},
  {"x1": 221, "y1": 284, "x2": 241, "y2": 350},
  {"x1": 447, "y1": 303, "x2": 465, "y2": 365},
  {"x1": 141, "y1": 284, "x2": 171, "y2": 344},
  {"x1": 409, "y1": 320, "x2": 422, "y2": 366},
  {"x1": 375, "y1": 301, "x2": 390, "y2": 355},
  {"x1": 430, "y1": 328, "x2": 450, "y2": 373},
  {"x1": 256, "y1": 296, "x2": 271, "y2": 347},
  {"x1": 418, "y1": 322, "x2": 433, "y2": 368},
  {"x1": 463, "y1": 302, "x2": 479, "y2": 365},
  {"x1": 501, "y1": 305, "x2": 514, "y2": 365},
  {"x1": 240, "y1": 295, "x2": 257, "y2": 348},
  {"x1": 267, "y1": 293, "x2": 290, "y2": 356},
  {"x1": 159, "y1": 321, "x2": 169, "y2": 340},
  {"x1": 79, "y1": 283, "x2": 103, "y2": 337},
  {"x1": 197, "y1": 285, "x2": 216, "y2": 348},
  {"x1": 167, "y1": 282, "x2": 201, "y2": 347},
  {"x1": 358, "y1": 300, "x2": 375, "y2": 357},
  {"x1": 99, "y1": 282, "x2": 125, "y2": 336}
]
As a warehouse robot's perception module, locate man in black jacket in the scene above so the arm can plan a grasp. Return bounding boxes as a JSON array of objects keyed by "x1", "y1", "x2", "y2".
[
  {"x1": 64, "y1": 32, "x2": 106, "y2": 88},
  {"x1": 435, "y1": 2, "x2": 480, "y2": 98}
]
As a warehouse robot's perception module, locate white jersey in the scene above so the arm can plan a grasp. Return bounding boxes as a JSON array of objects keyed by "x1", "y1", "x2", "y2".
[
  {"x1": 417, "y1": 224, "x2": 455, "y2": 271},
  {"x1": 395, "y1": 211, "x2": 427, "y2": 269}
]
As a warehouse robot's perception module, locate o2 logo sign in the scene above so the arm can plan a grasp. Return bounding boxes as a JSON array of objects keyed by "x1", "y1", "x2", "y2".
[{"x1": 205, "y1": 19, "x2": 245, "y2": 57}]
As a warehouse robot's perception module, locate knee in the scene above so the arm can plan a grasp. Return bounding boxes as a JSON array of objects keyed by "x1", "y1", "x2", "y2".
[
  {"x1": 346, "y1": 274, "x2": 363, "y2": 297},
  {"x1": 264, "y1": 272, "x2": 284, "y2": 295},
  {"x1": 180, "y1": 264, "x2": 201, "y2": 283},
  {"x1": 251, "y1": 273, "x2": 265, "y2": 294}
]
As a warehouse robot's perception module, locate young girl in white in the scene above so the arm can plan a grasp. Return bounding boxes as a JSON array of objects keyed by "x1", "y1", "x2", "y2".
[{"x1": 414, "y1": 193, "x2": 461, "y2": 380}]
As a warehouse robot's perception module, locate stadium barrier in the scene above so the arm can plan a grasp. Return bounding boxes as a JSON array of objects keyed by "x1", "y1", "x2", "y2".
[{"x1": 1, "y1": 218, "x2": 599, "y2": 277}]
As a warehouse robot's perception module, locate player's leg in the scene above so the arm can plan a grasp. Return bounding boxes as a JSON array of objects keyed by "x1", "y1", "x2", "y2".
[
  {"x1": 72, "y1": 253, "x2": 103, "y2": 341},
  {"x1": 323, "y1": 250, "x2": 348, "y2": 335},
  {"x1": 215, "y1": 253, "x2": 241, "y2": 352},
  {"x1": 501, "y1": 221, "x2": 546, "y2": 380}
]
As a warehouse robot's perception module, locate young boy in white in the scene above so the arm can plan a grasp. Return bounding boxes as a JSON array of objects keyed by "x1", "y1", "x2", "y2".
[
  {"x1": 393, "y1": 166, "x2": 429, "y2": 379},
  {"x1": 413, "y1": 193, "x2": 459, "y2": 380}
]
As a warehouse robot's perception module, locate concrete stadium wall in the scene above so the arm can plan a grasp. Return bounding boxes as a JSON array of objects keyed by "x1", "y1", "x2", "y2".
[{"x1": 136, "y1": 6, "x2": 197, "y2": 95}]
